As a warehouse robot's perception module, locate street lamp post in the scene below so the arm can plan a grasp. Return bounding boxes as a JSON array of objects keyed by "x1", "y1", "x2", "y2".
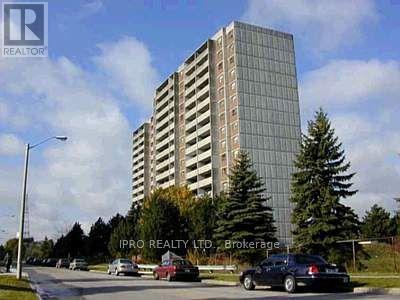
[{"x1": 16, "y1": 136, "x2": 67, "y2": 280}]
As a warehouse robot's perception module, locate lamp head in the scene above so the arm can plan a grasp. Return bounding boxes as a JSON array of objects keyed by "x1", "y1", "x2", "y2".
[{"x1": 55, "y1": 136, "x2": 68, "y2": 141}]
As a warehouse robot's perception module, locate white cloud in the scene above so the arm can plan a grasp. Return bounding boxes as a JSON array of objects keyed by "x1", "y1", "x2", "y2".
[
  {"x1": 300, "y1": 59, "x2": 400, "y2": 217},
  {"x1": 0, "y1": 36, "x2": 159, "y2": 243},
  {"x1": 79, "y1": 0, "x2": 105, "y2": 18},
  {"x1": 300, "y1": 60, "x2": 400, "y2": 113},
  {"x1": 0, "y1": 133, "x2": 24, "y2": 156},
  {"x1": 242, "y1": 0, "x2": 378, "y2": 52},
  {"x1": 94, "y1": 36, "x2": 159, "y2": 113}
]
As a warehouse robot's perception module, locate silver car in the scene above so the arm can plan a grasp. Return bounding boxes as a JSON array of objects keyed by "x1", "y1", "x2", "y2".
[
  {"x1": 69, "y1": 258, "x2": 88, "y2": 271},
  {"x1": 107, "y1": 258, "x2": 139, "y2": 276}
]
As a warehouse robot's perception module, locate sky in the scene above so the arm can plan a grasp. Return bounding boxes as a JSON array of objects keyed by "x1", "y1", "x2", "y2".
[{"x1": 0, "y1": 0, "x2": 399, "y2": 244}]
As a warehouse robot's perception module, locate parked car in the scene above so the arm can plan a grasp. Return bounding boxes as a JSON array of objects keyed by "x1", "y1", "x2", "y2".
[
  {"x1": 240, "y1": 253, "x2": 350, "y2": 293},
  {"x1": 45, "y1": 258, "x2": 58, "y2": 267},
  {"x1": 153, "y1": 259, "x2": 199, "y2": 281},
  {"x1": 107, "y1": 258, "x2": 139, "y2": 276},
  {"x1": 69, "y1": 258, "x2": 88, "y2": 271},
  {"x1": 56, "y1": 258, "x2": 70, "y2": 268}
]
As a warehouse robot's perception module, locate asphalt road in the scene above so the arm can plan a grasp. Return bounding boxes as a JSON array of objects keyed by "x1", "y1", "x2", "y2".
[{"x1": 26, "y1": 267, "x2": 398, "y2": 300}]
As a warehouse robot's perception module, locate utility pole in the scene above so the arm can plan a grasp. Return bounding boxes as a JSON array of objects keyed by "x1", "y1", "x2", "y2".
[{"x1": 16, "y1": 144, "x2": 29, "y2": 280}]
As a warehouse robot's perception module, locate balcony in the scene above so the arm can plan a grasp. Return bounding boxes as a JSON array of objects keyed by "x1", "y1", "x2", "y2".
[
  {"x1": 198, "y1": 176, "x2": 212, "y2": 188},
  {"x1": 197, "y1": 122, "x2": 210, "y2": 137},
  {"x1": 196, "y1": 72, "x2": 209, "y2": 88},
  {"x1": 156, "y1": 168, "x2": 171, "y2": 183},
  {"x1": 185, "y1": 83, "x2": 196, "y2": 97},
  {"x1": 155, "y1": 146, "x2": 170, "y2": 162},
  {"x1": 197, "y1": 110, "x2": 210, "y2": 126},
  {"x1": 185, "y1": 105, "x2": 197, "y2": 120},
  {"x1": 197, "y1": 84, "x2": 209, "y2": 100},
  {"x1": 186, "y1": 155, "x2": 197, "y2": 168},
  {"x1": 185, "y1": 130, "x2": 197, "y2": 145},
  {"x1": 197, "y1": 49, "x2": 208, "y2": 62},
  {"x1": 197, "y1": 97, "x2": 210, "y2": 113},
  {"x1": 185, "y1": 142, "x2": 197, "y2": 156},
  {"x1": 185, "y1": 118, "x2": 197, "y2": 132},
  {"x1": 188, "y1": 182, "x2": 198, "y2": 191},
  {"x1": 198, "y1": 162, "x2": 212, "y2": 176},
  {"x1": 198, "y1": 148, "x2": 212, "y2": 162},
  {"x1": 196, "y1": 58, "x2": 209, "y2": 75},
  {"x1": 186, "y1": 169, "x2": 197, "y2": 181}
]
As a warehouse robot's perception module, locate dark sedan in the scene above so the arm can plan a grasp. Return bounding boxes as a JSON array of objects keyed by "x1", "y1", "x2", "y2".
[{"x1": 239, "y1": 253, "x2": 350, "y2": 293}]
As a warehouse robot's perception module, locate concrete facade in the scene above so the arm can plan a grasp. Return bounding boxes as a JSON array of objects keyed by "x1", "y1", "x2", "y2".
[{"x1": 132, "y1": 21, "x2": 301, "y2": 244}]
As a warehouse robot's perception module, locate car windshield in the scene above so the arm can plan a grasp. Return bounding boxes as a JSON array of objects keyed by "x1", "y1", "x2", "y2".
[
  {"x1": 120, "y1": 259, "x2": 132, "y2": 264},
  {"x1": 172, "y1": 260, "x2": 192, "y2": 266},
  {"x1": 295, "y1": 254, "x2": 327, "y2": 264}
]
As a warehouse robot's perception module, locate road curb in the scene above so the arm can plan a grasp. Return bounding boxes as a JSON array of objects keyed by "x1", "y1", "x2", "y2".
[
  {"x1": 353, "y1": 287, "x2": 400, "y2": 295},
  {"x1": 26, "y1": 272, "x2": 42, "y2": 300}
]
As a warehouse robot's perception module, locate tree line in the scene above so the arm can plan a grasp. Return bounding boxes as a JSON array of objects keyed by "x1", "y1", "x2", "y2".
[{"x1": 1, "y1": 108, "x2": 399, "y2": 266}]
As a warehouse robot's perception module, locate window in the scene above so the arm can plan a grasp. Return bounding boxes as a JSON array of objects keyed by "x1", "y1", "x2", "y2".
[
  {"x1": 233, "y1": 136, "x2": 239, "y2": 145},
  {"x1": 231, "y1": 108, "x2": 237, "y2": 117},
  {"x1": 231, "y1": 82, "x2": 236, "y2": 91},
  {"x1": 221, "y1": 153, "x2": 227, "y2": 164},
  {"x1": 231, "y1": 95, "x2": 237, "y2": 104},
  {"x1": 219, "y1": 113, "x2": 225, "y2": 124},
  {"x1": 217, "y1": 50, "x2": 222, "y2": 60},
  {"x1": 233, "y1": 150, "x2": 239, "y2": 158},
  {"x1": 229, "y1": 43, "x2": 234, "y2": 53},
  {"x1": 222, "y1": 167, "x2": 227, "y2": 176},
  {"x1": 230, "y1": 68, "x2": 236, "y2": 78},
  {"x1": 217, "y1": 37, "x2": 222, "y2": 46},
  {"x1": 231, "y1": 122, "x2": 238, "y2": 132},
  {"x1": 220, "y1": 126, "x2": 226, "y2": 137},
  {"x1": 218, "y1": 75, "x2": 224, "y2": 84},
  {"x1": 220, "y1": 140, "x2": 226, "y2": 149},
  {"x1": 227, "y1": 30, "x2": 233, "y2": 39},
  {"x1": 218, "y1": 87, "x2": 224, "y2": 98},
  {"x1": 217, "y1": 62, "x2": 223, "y2": 71},
  {"x1": 219, "y1": 100, "x2": 225, "y2": 111},
  {"x1": 229, "y1": 56, "x2": 234, "y2": 65}
]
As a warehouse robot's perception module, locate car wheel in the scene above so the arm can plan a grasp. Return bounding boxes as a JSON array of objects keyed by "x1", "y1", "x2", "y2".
[
  {"x1": 284, "y1": 275, "x2": 296, "y2": 293},
  {"x1": 243, "y1": 275, "x2": 255, "y2": 290},
  {"x1": 166, "y1": 273, "x2": 172, "y2": 282},
  {"x1": 153, "y1": 272, "x2": 159, "y2": 280}
]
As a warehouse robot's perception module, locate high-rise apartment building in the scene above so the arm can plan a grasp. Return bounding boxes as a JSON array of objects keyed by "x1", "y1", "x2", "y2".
[{"x1": 131, "y1": 21, "x2": 301, "y2": 244}]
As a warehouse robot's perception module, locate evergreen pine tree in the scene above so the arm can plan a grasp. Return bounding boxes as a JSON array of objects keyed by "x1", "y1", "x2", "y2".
[
  {"x1": 291, "y1": 109, "x2": 359, "y2": 263},
  {"x1": 362, "y1": 204, "x2": 392, "y2": 238},
  {"x1": 214, "y1": 151, "x2": 276, "y2": 263}
]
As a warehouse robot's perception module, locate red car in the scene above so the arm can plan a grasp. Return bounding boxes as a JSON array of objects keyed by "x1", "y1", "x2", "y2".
[{"x1": 153, "y1": 259, "x2": 199, "y2": 281}]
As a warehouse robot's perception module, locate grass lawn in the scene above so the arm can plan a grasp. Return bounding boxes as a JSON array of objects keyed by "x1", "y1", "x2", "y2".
[
  {"x1": 356, "y1": 243, "x2": 399, "y2": 273},
  {"x1": 350, "y1": 278, "x2": 400, "y2": 289},
  {"x1": 88, "y1": 263, "x2": 108, "y2": 272},
  {"x1": 0, "y1": 276, "x2": 37, "y2": 300},
  {"x1": 200, "y1": 273, "x2": 239, "y2": 282}
]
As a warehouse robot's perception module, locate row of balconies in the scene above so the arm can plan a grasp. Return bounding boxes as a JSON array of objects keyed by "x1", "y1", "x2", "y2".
[
  {"x1": 155, "y1": 144, "x2": 174, "y2": 163},
  {"x1": 187, "y1": 176, "x2": 212, "y2": 192}
]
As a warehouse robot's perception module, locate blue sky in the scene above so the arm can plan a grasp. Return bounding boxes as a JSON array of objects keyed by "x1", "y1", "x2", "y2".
[{"x1": 0, "y1": 0, "x2": 399, "y2": 243}]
